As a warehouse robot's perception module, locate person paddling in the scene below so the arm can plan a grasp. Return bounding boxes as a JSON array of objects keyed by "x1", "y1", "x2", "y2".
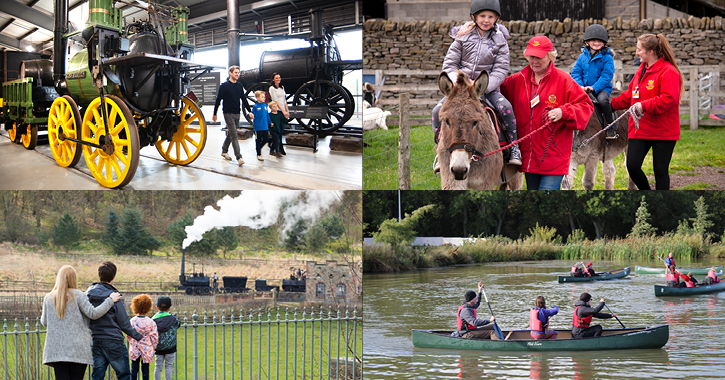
[
  {"x1": 585, "y1": 262, "x2": 597, "y2": 277},
  {"x1": 456, "y1": 282, "x2": 497, "y2": 339},
  {"x1": 530, "y1": 296, "x2": 559, "y2": 340},
  {"x1": 666, "y1": 265, "x2": 680, "y2": 287},
  {"x1": 702, "y1": 267, "x2": 721, "y2": 285},
  {"x1": 664, "y1": 252, "x2": 676, "y2": 268},
  {"x1": 572, "y1": 293, "x2": 616, "y2": 339},
  {"x1": 570, "y1": 262, "x2": 584, "y2": 277}
]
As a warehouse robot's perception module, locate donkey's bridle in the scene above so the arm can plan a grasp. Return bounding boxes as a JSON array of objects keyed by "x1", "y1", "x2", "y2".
[{"x1": 447, "y1": 143, "x2": 486, "y2": 162}]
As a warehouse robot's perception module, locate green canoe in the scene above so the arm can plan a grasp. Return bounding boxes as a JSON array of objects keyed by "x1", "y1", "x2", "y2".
[
  {"x1": 654, "y1": 280, "x2": 725, "y2": 296},
  {"x1": 558, "y1": 267, "x2": 630, "y2": 283},
  {"x1": 411, "y1": 325, "x2": 668, "y2": 351},
  {"x1": 635, "y1": 265, "x2": 723, "y2": 275}
]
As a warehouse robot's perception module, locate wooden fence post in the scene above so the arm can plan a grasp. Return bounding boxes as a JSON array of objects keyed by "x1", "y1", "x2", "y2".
[
  {"x1": 690, "y1": 67, "x2": 698, "y2": 130},
  {"x1": 398, "y1": 93, "x2": 411, "y2": 190}
]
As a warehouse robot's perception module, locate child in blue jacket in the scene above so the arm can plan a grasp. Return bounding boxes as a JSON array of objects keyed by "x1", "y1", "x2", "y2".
[
  {"x1": 571, "y1": 24, "x2": 617, "y2": 139},
  {"x1": 248, "y1": 90, "x2": 273, "y2": 161}
]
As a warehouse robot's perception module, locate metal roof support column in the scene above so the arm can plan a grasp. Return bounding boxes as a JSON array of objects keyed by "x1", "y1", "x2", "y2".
[{"x1": 227, "y1": 0, "x2": 239, "y2": 69}]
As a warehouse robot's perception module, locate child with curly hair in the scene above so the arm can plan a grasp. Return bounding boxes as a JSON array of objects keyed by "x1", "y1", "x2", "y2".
[{"x1": 128, "y1": 294, "x2": 158, "y2": 380}]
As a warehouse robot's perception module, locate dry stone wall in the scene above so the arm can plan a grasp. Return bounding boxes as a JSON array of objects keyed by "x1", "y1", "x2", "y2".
[{"x1": 364, "y1": 16, "x2": 725, "y2": 109}]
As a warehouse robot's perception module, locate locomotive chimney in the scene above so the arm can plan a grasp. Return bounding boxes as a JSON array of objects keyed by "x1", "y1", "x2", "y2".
[
  {"x1": 53, "y1": 0, "x2": 68, "y2": 87},
  {"x1": 180, "y1": 247, "x2": 186, "y2": 283},
  {"x1": 308, "y1": 8, "x2": 324, "y2": 41}
]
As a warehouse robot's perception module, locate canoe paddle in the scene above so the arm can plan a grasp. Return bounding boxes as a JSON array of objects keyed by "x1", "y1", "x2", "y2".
[
  {"x1": 602, "y1": 302, "x2": 626, "y2": 328},
  {"x1": 480, "y1": 286, "x2": 505, "y2": 340}
]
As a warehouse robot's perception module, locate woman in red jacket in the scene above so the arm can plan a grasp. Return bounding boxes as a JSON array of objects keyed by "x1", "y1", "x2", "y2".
[
  {"x1": 611, "y1": 34, "x2": 684, "y2": 190},
  {"x1": 500, "y1": 36, "x2": 593, "y2": 190}
]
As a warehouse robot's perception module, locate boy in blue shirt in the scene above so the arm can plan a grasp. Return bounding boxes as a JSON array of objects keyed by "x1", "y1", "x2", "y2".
[
  {"x1": 571, "y1": 24, "x2": 616, "y2": 139},
  {"x1": 248, "y1": 90, "x2": 273, "y2": 161}
]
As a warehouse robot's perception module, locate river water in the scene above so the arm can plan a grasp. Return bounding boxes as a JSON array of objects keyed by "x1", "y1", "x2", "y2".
[{"x1": 363, "y1": 260, "x2": 725, "y2": 379}]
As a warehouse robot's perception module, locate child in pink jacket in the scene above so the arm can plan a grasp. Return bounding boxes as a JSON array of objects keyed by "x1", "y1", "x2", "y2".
[{"x1": 128, "y1": 294, "x2": 158, "y2": 380}]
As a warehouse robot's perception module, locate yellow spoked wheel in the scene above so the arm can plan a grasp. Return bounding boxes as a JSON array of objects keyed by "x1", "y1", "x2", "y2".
[
  {"x1": 81, "y1": 95, "x2": 140, "y2": 188},
  {"x1": 155, "y1": 95, "x2": 207, "y2": 165},
  {"x1": 8, "y1": 121, "x2": 20, "y2": 143},
  {"x1": 20, "y1": 124, "x2": 38, "y2": 149},
  {"x1": 49, "y1": 95, "x2": 83, "y2": 167}
]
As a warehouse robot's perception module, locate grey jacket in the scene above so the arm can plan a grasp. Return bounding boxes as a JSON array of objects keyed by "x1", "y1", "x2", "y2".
[
  {"x1": 86, "y1": 282, "x2": 143, "y2": 342},
  {"x1": 458, "y1": 293, "x2": 491, "y2": 330},
  {"x1": 40, "y1": 289, "x2": 114, "y2": 365},
  {"x1": 443, "y1": 23, "x2": 511, "y2": 94}
]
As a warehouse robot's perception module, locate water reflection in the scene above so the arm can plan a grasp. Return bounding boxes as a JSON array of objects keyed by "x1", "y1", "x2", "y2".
[{"x1": 364, "y1": 261, "x2": 725, "y2": 379}]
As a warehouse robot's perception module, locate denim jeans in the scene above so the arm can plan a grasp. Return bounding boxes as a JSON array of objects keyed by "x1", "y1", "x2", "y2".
[
  {"x1": 270, "y1": 130, "x2": 282, "y2": 154},
  {"x1": 154, "y1": 353, "x2": 175, "y2": 380},
  {"x1": 92, "y1": 339, "x2": 131, "y2": 380},
  {"x1": 525, "y1": 173, "x2": 564, "y2": 190}
]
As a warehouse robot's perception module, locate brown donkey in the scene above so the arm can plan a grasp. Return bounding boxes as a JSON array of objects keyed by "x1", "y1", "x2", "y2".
[
  {"x1": 561, "y1": 99, "x2": 636, "y2": 190},
  {"x1": 437, "y1": 71, "x2": 522, "y2": 190}
]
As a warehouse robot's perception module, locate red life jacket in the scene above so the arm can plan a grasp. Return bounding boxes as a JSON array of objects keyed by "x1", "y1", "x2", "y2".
[
  {"x1": 530, "y1": 308, "x2": 548, "y2": 332},
  {"x1": 571, "y1": 265, "x2": 577, "y2": 273},
  {"x1": 457, "y1": 304, "x2": 476, "y2": 331},
  {"x1": 707, "y1": 270, "x2": 720, "y2": 283},
  {"x1": 666, "y1": 272, "x2": 678, "y2": 282},
  {"x1": 572, "y1": 306, "x2": 592, "y2": 328},
  {"x1": 685, "y1": 278, "x2": 695, "y2": 287}
]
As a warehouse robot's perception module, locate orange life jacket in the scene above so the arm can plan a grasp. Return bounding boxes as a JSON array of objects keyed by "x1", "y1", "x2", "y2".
[
  {"x1": 530, "y1": 308, "x2": 547, "y2": 332},
  {"x1": 572, "y1": 306, "x2": 592, "y2": 328},
  {"x1": 457, "y1": 304, "x2": 476, "y2": 331}
]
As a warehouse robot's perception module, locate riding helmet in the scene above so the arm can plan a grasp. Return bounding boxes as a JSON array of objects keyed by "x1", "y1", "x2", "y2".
[
  {"x1": 583, "y1": 24, "x2": 608, "y2": 43},
  {"x1": 470, "y1": 0, "x2": 501, "y2": 17}
]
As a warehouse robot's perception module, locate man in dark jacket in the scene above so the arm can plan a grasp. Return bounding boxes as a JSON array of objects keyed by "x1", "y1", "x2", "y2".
[
  {"x1": 457, "y1": 282, "x2": 496, "y2": 339},
  {"x1": 86, "y1": 262, "x2": 143, "y2": 380},
  {"x1": 571, "y1": 293, "x2": 616, "y2": 339}
]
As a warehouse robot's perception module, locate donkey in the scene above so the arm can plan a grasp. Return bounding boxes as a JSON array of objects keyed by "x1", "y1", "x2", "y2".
[
  {"x1": 437, "y1": 71, "x2": 523, "y2": 190},
  {"x1": 561, "y1": 103, "x2": 635, "y2": 190}
]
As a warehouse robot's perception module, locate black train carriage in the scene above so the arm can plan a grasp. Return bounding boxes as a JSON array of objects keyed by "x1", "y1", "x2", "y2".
[
  {"x1": 220, "y1": 276, "x2": 250, "y2": 293},
  {"x1": 1, "y1": 0, "x2": 220, "y2": 188},
  {"x1": 239, "y1": 8, "x2": 361, "y2": 147}
]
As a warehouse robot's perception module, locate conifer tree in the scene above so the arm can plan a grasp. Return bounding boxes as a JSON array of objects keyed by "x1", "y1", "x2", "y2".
[
  {"x1": 629, "y1": 196, "x2": 656, "y2": 237},
  {"x1": 103, "y1": 210, "x2": 120, "y2": 247},
  {"x1": 113, "y1": 207, "x2": 160, "y2": 255},
  {"x1": 52, "y1": 212, "x2": 81, "y2": 253}
]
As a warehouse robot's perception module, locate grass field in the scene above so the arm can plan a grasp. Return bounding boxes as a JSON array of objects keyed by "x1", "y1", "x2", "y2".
[{"x1": 363, "y1": 121, "x2": 725, "y2": 190}]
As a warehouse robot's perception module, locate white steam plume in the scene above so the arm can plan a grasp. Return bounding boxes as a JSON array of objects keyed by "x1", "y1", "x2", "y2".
[{"x1": 182, "y1": 191, "x2": 341, "y2": 249}]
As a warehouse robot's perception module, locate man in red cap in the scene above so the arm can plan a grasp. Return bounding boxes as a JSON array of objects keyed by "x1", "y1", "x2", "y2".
[{"x1": 500, "y1": 36, "x2": 593, "y2": 190}]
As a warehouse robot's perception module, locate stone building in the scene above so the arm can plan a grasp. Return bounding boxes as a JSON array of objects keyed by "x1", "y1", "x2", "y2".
[{"x1": 305, "y1": 260, "x2": 361, "y2": 303}]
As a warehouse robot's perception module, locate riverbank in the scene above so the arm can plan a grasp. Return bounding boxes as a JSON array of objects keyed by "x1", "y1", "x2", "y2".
[{"x1": 363, "y1": 233, "x2": 725, "y2": 273}]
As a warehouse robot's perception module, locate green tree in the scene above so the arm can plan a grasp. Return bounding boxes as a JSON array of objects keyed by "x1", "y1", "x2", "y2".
[
  {"x1": 168, "y1": 211, "x2": 194, "y2": 250},
  {"x1": 321, "y1": 213, "x2": 345, "y2": 239},
  {"x1": 113, "y1": 207, "x2": 160, "y2": 255},
  {"x1": 103, "y1": 210, "x2": 120, "y2": 247},
  {"x1": 217, "y1": 227, "x2": 238, "y2": 258},
  {"x1": 373, "y1": 204, "x2": 436, "y2": 246},
  {"x1": 305, "y1": 222, "x2": 329, "y2": 253},
  {"x1": 285, "y1": 218, "x2": 308, "y2": 251},
  {"x1": 691, "y1": 196, "x2": 713, "y2": 236},
  {"x1": 51, "y1": 212, "x2": 81, "y2": 253},
  {"x1": 629, "y1": 196, "x2": 657, "y2": 237}
]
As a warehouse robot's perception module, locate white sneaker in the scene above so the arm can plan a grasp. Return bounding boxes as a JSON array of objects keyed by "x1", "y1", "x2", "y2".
[
  {"x1": 221, "y1": 152, "x2": 231, "y2": 161},
  {"x1": 257, "y1": 155, "x2": 264, "y2": 161},
  {"x1": 238, "y1": 157, "x2": 245, "y2": 166}
]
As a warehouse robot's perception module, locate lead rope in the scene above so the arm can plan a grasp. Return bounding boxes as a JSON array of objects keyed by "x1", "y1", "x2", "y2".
[{"x1": 573, "y1": 105, "x2": 642, "y2": 151}]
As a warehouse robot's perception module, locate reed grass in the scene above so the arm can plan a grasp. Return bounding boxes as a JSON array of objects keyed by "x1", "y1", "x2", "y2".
[{"x1": 363, "y1": 233, "x2": 717, "y2": 273}]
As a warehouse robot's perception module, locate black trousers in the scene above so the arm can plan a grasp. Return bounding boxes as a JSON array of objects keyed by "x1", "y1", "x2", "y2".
[
  {"x1": 51, "y1": 362, "x2": 87, "y2": 380},
  {"x1": 626, "y1": 139, "x2": 677, "y2": 190},
  {"x1": 572, "y1": 325, "x2": 603, "y2": 339}
]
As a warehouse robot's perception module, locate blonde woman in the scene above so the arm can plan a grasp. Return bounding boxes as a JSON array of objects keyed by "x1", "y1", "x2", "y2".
[{"x1": 41, "y1": 265, "x2": 121, "y2": 380}]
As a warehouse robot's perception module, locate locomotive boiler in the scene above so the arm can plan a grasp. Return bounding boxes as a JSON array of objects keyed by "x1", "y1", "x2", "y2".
[
  {"x1": 1, "y1": 0, "x2": 218, "y2": 188},
  {"x1": 239, "y1": 9, "x2": 361, "y2": 142}
]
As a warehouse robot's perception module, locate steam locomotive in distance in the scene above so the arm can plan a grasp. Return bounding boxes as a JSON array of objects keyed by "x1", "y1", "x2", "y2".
[{"x1": 177, "y1": 248, "x2": 305, "y2": 295}]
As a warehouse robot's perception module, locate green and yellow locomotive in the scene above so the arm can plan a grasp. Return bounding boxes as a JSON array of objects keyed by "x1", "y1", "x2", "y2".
[{"x1": 1, "y1": 0, "x2": 217, "y2": 188}]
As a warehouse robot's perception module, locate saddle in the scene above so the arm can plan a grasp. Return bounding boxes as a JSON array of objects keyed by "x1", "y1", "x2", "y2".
[{"x1": 587, "y1": 93, "x2": 607, "y2": 129}]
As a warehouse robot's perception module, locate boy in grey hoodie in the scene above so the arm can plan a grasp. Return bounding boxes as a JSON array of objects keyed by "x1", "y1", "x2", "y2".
[{"x1": 86, "y1": 261, "x2": 143, "y2": 380}]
